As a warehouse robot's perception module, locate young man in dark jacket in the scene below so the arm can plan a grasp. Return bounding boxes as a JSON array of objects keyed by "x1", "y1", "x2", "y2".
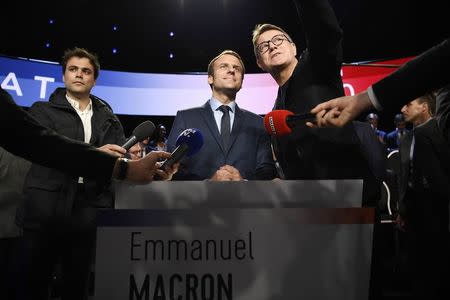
[{"x1": 17, "y1": 48, "x2": 127, "y2": 300}]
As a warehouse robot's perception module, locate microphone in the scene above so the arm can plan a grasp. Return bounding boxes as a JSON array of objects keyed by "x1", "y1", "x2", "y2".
[
  {"x1": 160, "y1": 128, "x2": 203, "y2": 171},
  {"x1": 263, "y1": 110, "x2": 315, "y2": 136},
  {"x1": 122, "y1": 120, "x2": 156, "y2": 150}
]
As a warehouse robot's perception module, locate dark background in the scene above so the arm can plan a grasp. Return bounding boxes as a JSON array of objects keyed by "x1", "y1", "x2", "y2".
[{"x1": 1, "y1": 0, "x2": 448, "y2": 135}]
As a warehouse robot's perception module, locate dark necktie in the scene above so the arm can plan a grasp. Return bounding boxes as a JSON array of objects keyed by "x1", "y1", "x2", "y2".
[{"x1": 218, "y1": 105, "x2": 231, "y2": 149}]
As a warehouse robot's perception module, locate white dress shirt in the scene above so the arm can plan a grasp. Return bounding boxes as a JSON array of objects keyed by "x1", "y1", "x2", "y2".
[
  {"x1": 209, "y1": 97, "x2": 236, "y2": 133},
  {"x1": 66, "y1": 95, "x2": 93, "y2": 183}
]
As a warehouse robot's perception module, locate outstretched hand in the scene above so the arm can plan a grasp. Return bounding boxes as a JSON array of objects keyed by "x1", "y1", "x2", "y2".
[
  {"x1": 306, "y1": 91, "x2": 374, "y2": 128},
  {"x1": 125, "y1": 151, "x2": 175, "y2": 183}
]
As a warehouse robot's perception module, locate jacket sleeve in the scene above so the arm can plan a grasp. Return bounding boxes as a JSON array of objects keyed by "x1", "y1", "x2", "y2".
[
  {"x1": 372, "y1": 38, "x2": 450, "y2": 115},
  {"x1": 253, "y1": 120, "x2": 277, "y2": 180},
  {"x1": 293, "y1": 0, "x2": 343, "y2": 72},
  {"x1": 0, "y1": 88, "x2": 117, "y2": 180},
  {"x1": 167, "y1": 111, "x2": 186, "y2": 152},
  {"x1": 166, "y1": 111, "x2": 197, "y2": 180}
]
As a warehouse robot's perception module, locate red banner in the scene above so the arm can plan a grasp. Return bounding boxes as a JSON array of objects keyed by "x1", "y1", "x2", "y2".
[{"x1": 342, "y1": 57, "x2": 414, "y2": 96}]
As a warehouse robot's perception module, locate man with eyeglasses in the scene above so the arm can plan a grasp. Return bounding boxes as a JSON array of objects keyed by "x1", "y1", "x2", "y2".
[
  {"x1": 252, "y1": 2, "x2": 386, "y2": 298},
  {"x1": 252, "y1": 0, "x2": 384, "y2": 201}
]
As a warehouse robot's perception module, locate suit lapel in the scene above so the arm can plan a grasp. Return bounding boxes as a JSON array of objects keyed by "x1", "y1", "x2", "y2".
[
  {"x1": 400, "y1": 131, "x2": 413, "y2": 175},
  {"x1": 199, "y1": 102, "x2": 226, "y2": 153}
]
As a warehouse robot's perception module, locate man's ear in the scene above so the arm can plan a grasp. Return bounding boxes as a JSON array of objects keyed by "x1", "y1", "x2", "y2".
[
  {"x1": 292, "y1": 43, "x2": 297, "y2": 57},
  {"x1": 256, "y1": 58, "x2": 265, "y2": 71},
  {"x1": 207, "y1": 75, "x2": 213, "y2": 85}
]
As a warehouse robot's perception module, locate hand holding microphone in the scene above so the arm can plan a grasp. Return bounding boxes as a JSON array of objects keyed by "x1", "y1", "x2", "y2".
[
  {"x1": 98, "y1": 120, "x2": 155, "y2": 157},
  {"x1": 263, "y1": 110, "x2": 316, "y2": 136},
  {"x1": 122, "y1": 120, "x2": 156, "y2": 150},
  {"x1": 159, "y1": 128, "x2": 204, "y2": 171}
]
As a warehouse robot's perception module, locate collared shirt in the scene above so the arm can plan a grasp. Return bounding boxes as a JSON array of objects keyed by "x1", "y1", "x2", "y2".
[
  {"x1": 66, "y1": 94, "x2": 93, "y2": 183},
  {"x1": 66, "y1": 95, "x2": 93, "y2": 143},
  {"x1": 209, "y1": 97, "x2": 236, "y2": 133}
]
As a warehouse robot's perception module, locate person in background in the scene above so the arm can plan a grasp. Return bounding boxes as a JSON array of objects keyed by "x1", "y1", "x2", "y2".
[
  {"x1": 147, "y1": 124, "x2": 168, "y2": 152},
  {"x1": 366, "y1": 113, "x2": 386, "y2": 144},
  {"x1": 385, "y1": 113, "x2": 408, "y2": 152}
]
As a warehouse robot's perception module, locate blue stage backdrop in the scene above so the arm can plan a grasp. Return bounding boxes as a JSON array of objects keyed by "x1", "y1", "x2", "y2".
[{"x1": 0, "y1": 56, "x2": 278, "y2": 116}]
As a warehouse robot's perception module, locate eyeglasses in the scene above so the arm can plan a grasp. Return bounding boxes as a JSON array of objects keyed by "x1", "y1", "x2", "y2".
[{"x1": 256, "y1": 34, "x2": 291, "y2": 55}]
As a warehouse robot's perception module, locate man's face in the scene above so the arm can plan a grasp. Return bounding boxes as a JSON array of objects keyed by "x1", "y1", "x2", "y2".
[
  {"x1": 63, "y1": 56, "x2": 96, "y2": 96},
  {"x1": 255, "y1": 29, "x2": 297, "y2": 72},
  {"x1": 368, "y1": 118, "x2": 378, "y2": 129},
  {"x1": 397, "y1": 121, "x2": 406, "y2": 130},
  {"x1": 208, "y1": 54, "x2": 244, "y2": 93},
  {"x1": 401, "y1": 99, "x2": 426, "y2": 124},
  {"x1": 159, "y1": 126, "x2": 167, "y2": 138}
]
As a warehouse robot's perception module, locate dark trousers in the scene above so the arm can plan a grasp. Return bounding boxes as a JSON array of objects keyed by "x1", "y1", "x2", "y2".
[
  {"x1": 0, "y1": 236, "x2": 22, "y2": 300},
  {"x1": 404, "y1": 188, "x2": 450, "y2": 299},
  {"x1": 17, "y1": 189, "x2": 97, "y2": 300}
]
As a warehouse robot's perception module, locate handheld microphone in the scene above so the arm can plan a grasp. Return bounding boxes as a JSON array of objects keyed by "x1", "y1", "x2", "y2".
[
  {"x1": 160, "y1": 128, "x2": 204, "y2": 171},
  {"x1": 122, "y1": 120, "x2": 156, "y2": 150},
  {"x1": 263, "y1": 110, "x2": 315, "y2": 136}
]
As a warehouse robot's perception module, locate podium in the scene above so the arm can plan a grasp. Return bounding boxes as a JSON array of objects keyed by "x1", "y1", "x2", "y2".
[{"x1": 95, "y1": 180, "x2": 374, "y2": 300}]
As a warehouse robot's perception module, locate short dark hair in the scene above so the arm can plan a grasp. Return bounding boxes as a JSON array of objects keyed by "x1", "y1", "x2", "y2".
[
  {"x1": 416, "y1": 92, "x2": 436, "y2": 116},
  {"x1": 394, "y1": 113, "x2": 405, "y2": 124},
  {"x1": 207, "y1": 50, "x2": 245, "y2": 77},
  {"x1": 366, "y1": 113, "x2": 379, "y2": 121},
  {"x1": 61, "y1": 47, "x2": 100, "y2": 79}
]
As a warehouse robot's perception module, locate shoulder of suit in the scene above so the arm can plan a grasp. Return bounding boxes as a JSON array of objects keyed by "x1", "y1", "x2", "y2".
[
  {"x1": 176, "y1": 106, "x2": 205, "y2": 115},
  {"x1": 238, "y1": 107, "x2": 262, "y2": 119}
]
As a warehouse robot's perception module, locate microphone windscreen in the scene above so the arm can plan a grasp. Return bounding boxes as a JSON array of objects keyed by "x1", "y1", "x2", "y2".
[
  {"x1": 175, "y1": 128, "x2": 204, "y2": 156},
  {"x1": 132, "y1": 120, "x2": 156, "y2": 141},
  {"x1": 263, "y1": 110, "x2": 294, "y2": 136}
]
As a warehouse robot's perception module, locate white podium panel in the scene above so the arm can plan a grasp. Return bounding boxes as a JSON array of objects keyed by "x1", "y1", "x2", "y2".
[
  {"x1": 95, "y1": 180, "x2": 373, "y2": 300},
  {"x1": 114, "y1": 179, "x2": 364, "y2": 209}
]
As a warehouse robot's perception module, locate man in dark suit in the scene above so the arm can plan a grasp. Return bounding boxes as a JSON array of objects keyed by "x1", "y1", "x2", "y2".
[
  {"x1": 0, "y1": 87, "x2": 175, "y2": 183},
  {"x1": 409, "y1": 88, "x2": 450, "y2": 298},
  {"x1": 312, "y1": 39, "x2": 450, "y2": 299},
  {"x1": 251, "y1": 0, "x2": 383, "y2": 200},
  {"x1": 168, "y1": 50, "x2": 275, "y2": 181},
  {"x1": 385, "y1": 113, "x2": 408, "y2": 152},
  {"x1": 397, "y1": 94, "x2": 436, "y2": 215},
  {"x1": 394, "y1": 93, "x2": 436, "y2": 296}
]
